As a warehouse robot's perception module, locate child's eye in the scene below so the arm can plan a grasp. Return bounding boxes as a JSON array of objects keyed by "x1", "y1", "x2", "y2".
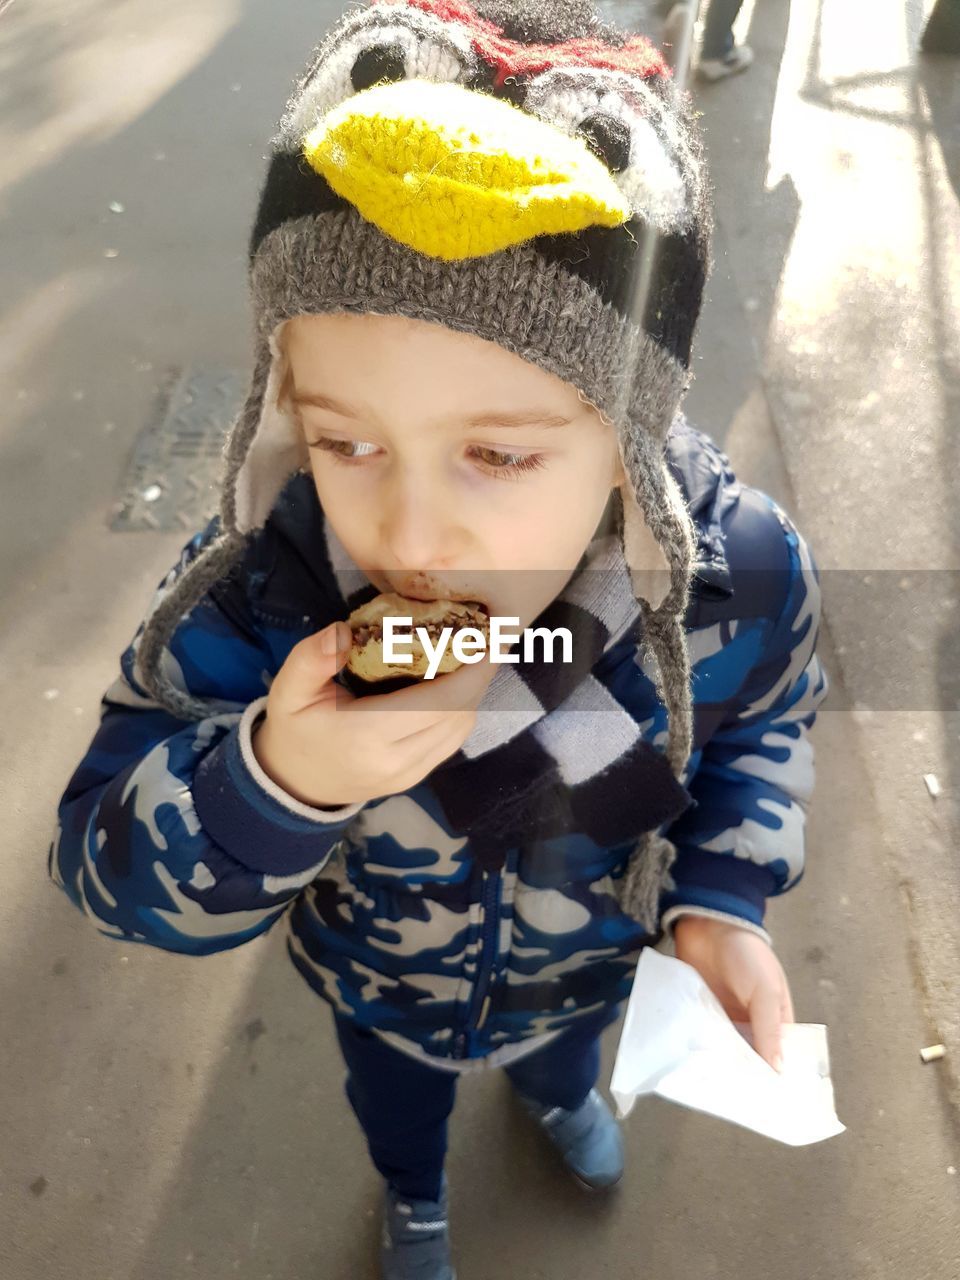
[
  {"x1": 307, "y1": 436, "x2": 547, "y2": 480},
  {"x1": 470, "y1": 447, "x2": 547, "y2": 480},
  {"x1": 308, "y1": 436, "x2": 379, "y2": 461}
]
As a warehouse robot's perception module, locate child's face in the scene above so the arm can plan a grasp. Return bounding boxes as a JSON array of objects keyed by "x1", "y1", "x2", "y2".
[{"x1": 282, "y1": 311, "x2": 625, "y2": 628}]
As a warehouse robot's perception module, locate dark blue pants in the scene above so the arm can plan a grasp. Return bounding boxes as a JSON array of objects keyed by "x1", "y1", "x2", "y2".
[
  {"x1": 332, "y1": 1008, "x2": 622, "y2": 1202},
  {"x1": 701, "y1": 0, "x2": 746, "y2": 59}
]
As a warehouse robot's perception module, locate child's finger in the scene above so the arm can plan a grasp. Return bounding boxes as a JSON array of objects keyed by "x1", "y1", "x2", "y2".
[
  {"x1": 780, "y1": 979, "x2": 796, "y2": 1026},
  {"x1": 390, "y1": 712, "x2": 480, "y2": 782},
  {"x1": 349, "y1": 655, "x2": 498, "y2": 739},
  {"x1": 271, "y1": 622, "x2": 351, "y2": 715},
  {"x1": 749, "y1": 983, "x2": 785, "y2": 1073}
]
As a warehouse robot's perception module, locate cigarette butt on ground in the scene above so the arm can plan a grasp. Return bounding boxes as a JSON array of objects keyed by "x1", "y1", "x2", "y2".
[{"x1": 920, "y1": 1044, "x2": 946, "y2": 1063}]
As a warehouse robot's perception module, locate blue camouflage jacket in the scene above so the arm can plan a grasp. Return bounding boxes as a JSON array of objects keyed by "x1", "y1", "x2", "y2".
[{"x1": 49, "y1": 420, "x2": 828, "y2": 1065}]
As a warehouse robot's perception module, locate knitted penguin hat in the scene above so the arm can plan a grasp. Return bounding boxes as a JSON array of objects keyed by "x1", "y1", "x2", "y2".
[{"x1": 135, "y1": 0, "x2": 713, "y2": 913}]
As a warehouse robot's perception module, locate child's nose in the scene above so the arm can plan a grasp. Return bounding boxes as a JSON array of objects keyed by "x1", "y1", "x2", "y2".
[{"x1": 379, "y1": 474, "x2": 465, "y2": 571}]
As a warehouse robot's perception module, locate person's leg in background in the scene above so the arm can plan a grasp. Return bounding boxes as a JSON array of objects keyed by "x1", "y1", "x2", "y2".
[
  {"x1": 921, "y1": 0, "x2": 960, "y2": 55},
  {"x1": 697, "y1": 0, "x2": 754, "y2": 81},
  {"x1": 332, "y1": 1014, "x2": 458, "y2": 1279},
  {"x1": 504, "y1": 1007, "x2": 625, "y2": 1190}
]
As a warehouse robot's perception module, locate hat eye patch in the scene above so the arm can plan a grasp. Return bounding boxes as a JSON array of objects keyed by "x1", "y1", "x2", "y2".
[
  {"x1": 350, "y1": 42, "x2": 409, "y2": 93},
  {"x1": 524, "y1": 69, "x2": 691, "y2": 234},
  {"x1": 577, "y1": 112, "x2": 632, "y2": 174},
  {"x1": 281, "y1": 14, "x2": 478, "y2": 146}
]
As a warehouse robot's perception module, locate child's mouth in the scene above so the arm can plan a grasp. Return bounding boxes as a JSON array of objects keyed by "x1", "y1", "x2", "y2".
[{"x1": 391, "y1": 580, "x2": 490, "y2": 613}]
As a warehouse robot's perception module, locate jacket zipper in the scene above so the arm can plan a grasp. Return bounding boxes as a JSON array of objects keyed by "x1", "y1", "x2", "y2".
[{"x1": 453, "y1": 869, "x2": 501, "y2": 1058}]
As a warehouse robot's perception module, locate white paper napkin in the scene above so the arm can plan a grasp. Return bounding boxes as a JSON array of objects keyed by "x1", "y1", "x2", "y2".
[{"x1": 609, "y1": 947, "x2": 846, "y2": 1146}]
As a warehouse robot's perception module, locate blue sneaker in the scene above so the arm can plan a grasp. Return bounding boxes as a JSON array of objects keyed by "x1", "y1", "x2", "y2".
[
  {"x1": 381, "y1": 1174, "x2": 456, "y2": 1280},
  {"x1": 517, "y1": 1088, "x2": 624, "y2": 1190}
]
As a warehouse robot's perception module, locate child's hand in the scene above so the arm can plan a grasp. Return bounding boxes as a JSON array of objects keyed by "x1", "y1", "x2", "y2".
[
  {"x1": 671, "y1": 915, "x2": 795, "y2": 1073},
  {"x1": 252, "y1": 621, "x2": 497, "y2": 809}
]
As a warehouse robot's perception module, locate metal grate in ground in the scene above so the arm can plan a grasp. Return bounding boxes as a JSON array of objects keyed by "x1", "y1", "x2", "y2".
[{"x1": 109, "y1": 368, "x2": 245, "y2": 532}]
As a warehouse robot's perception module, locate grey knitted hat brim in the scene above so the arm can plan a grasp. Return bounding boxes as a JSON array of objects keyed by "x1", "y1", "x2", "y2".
[{"x1": 252, "y1": 211, "x2": 689, "y2": 441}]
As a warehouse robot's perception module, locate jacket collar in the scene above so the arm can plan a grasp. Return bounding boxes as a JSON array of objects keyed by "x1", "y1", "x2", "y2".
[{"x1": 666, "y1": 414, "x2": 739, "y2": 600}]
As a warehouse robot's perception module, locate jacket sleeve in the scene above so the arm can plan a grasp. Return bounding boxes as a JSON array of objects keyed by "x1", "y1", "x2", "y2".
[
  {"x1": 48, "y1": 519, "x2": 364, "y2": 956},
  {"x1": 658, "y1": 497, "x2": 829, "y2": 946}
]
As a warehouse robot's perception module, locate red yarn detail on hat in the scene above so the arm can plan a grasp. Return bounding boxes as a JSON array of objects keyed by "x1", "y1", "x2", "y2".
[{"x1": 394, "y1": 0, "x2": 671, "y2": 85}]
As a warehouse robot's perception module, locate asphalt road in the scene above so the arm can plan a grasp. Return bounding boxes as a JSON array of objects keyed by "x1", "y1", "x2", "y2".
[{"x1": 1, "y1": 1, "x2": 958, "y2": 1277}]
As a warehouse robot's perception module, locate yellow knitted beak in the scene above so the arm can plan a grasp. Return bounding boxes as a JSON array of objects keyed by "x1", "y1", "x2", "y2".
[{"x1": 302, "y1": 79, "x2": 632, "y2": 261}]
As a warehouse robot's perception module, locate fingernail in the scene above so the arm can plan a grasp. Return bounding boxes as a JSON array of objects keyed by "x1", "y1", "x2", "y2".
[
  {"x1": 773, "y1": 1052, "x2": 783, "y2": 1073},
  {"x1": 320, "y1": 625, "x2": 340, "y2": 655}
]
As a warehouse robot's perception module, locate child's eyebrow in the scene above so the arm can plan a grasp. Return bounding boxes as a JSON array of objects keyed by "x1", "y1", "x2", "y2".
[{"x1": 290, "y1": 390, "x2": 572, "y2": 430}]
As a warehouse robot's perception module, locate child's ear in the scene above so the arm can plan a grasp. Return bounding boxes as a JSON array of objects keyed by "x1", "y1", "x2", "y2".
[
  {"x1": 621, "y1": 488, "x2": 672, "y2": 611},
  {"x1": 274, "y1": 324, "x2": 294, "y2": 415}
]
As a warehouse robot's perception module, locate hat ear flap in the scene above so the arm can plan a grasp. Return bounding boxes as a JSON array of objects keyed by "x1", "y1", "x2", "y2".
[
  {"x1": 232, "y1": 322, "x2": 310, "y2": 535},
  {"x1": 620, "y1": 487, "x2": 672, "y2": 612}
]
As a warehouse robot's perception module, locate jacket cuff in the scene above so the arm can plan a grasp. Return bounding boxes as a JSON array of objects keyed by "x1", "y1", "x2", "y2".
[
  {"x1": 659, "y1": 845, "x2": 777, "y2": 942},
  {"x1": 661, "y1": 905, "x2": 773, "y2": 947},
  {"x1": 193, "y1": 697, "x2": 364, "y2": 877}
]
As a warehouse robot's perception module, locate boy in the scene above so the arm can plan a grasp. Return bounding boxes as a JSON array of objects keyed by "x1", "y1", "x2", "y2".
[{"x1": 49, "y1": 2, "x2": 828, "y2": 1276}]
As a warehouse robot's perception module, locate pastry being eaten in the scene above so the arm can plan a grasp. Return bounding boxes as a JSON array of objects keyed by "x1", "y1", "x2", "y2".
[{"x1": 346, "y1": 592, "x2": 491, "y2": 682}]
